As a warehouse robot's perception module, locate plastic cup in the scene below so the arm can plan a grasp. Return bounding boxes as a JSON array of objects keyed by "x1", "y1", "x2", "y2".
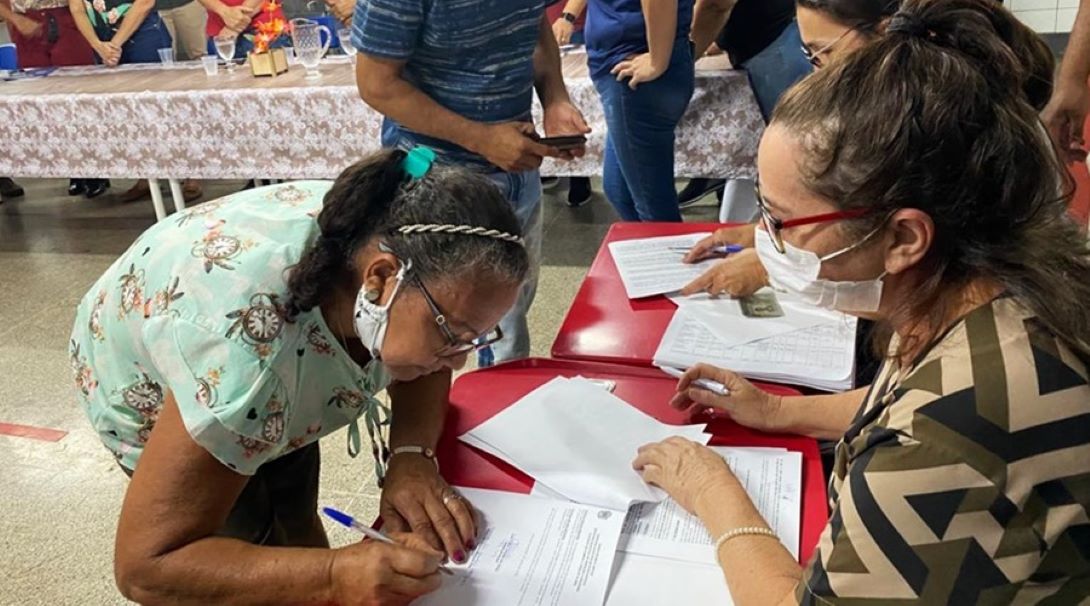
[
  {"x1": 157, "y1": 47, "x2": 175, "y2": 67},
  {"x1": 201, "y1": 54, "x2": 218, "y2": 75}
]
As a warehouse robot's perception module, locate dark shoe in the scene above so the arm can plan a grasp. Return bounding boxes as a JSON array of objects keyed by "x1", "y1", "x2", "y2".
[
  {"x1": 541, "y1": 176, "x2": 560, "y2": 189},
  {"x1": 567, "y1": 177, "x2": 593, "y2": 208},
  {"x1": 84, "y1": 179, "x2": 110, "y2": 199},
  {"x1": 242, "y1": 179, "x2": 257, "y2": 191},
  {"x1": 119, "y1": 179, "x2": 151, "y2": 203},
  {"x1": 677, "y1": 178, "x2": 726, "y2": 208},
  {"x1": 0, "y1": 177, "x2": 24, "y2": 199},
  {"x1": 68, "y1": 178, "x2": 87, "y2": 196}
]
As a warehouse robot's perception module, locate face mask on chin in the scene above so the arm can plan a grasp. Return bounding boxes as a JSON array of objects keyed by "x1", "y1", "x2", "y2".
[
  {"x1": 755, "y1": 227, "x2": 887, "y2": 313},
  {"x1": 352, "y1": 258, "x2": 412, "y2": 360}
]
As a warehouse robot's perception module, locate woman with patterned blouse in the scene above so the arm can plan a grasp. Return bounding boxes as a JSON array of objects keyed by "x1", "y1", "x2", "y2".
[
  {"x1": 67, "y1": 0, "x2": 169, "y2": 65},
  {"x1": 636, "y1": 0, "x2": 1090, "y2": 603},
  {"x1": 69, "y1": 149, "x2": 530, "y2": 604}
]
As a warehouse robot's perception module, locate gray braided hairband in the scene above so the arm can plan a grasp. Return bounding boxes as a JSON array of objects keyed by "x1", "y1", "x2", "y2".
[{"x1": 396, "y1": 224, "x2": 525, "y2": 246}]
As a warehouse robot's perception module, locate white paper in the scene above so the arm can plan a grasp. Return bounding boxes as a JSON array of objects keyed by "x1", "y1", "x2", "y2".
[
  {"x1": 417, "y1": 488, "x2": 624, "y2": 606},
  {"x1": 461, "y1": 377, "x2": 711, "y2": 511},
  {"x1": 608, "y1": 234, "x2": 718, "y2": 299},
  {"x1": 654, "y1": 306, "x2": 856, "y2": 391},
  {"x1": 531, "y1": 447, "x2": 802, "y2": 564},
  {"x1": 669, "y1": 289, "x2": 845, "y2": 349},
  {"x1": 604, "y1": 552, "x2": 734, "y2": 605}
]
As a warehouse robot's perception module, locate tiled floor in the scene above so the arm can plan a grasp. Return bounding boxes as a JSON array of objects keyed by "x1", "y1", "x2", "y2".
[{"x1": 0, "y1": 177, "x2": 718, "y2": 604}]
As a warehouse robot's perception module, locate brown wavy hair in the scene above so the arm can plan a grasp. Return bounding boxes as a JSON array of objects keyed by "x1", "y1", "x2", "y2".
[{"x1": 774, "y1": 0, "x2": 1090, "y2": 357}]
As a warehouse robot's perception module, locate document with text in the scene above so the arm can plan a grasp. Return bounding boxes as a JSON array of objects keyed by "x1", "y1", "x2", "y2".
[{"x1": 417, "y1": 488, "x2": 625, "y2": 606}]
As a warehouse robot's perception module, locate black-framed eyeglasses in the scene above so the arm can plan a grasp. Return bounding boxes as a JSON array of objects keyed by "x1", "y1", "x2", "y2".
[
  {"x1": 754, "y1": 179, "x2": 872, "y2": 254},
  {"x1": 800, "y1": 27, "x2": 854, "y2": 68},
  {"x1": 412, "y1": 277, "x2": 503, "y2": 358}
]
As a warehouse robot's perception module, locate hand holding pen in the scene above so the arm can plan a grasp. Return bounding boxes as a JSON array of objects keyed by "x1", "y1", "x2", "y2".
[
  {"x1": 666, "y1": 364, "x2": 787, "y2": 434},
  {"x1": 321, "y1": 506, "x2": 450, "y2": 605},
  {"x1": 323, "y1": 506, "x2": 456, "y2": 573},
  {"x1": 671, "y1": 243, "x2": 745, "y2": 263}
]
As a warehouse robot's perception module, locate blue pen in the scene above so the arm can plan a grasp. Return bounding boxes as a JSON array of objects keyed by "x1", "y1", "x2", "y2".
[
  {"x1": 669, "y1": 244, "x2": 745, "y2": 256},
  {"x1": 322, "y1": 506, "x2": 454, "y2": 575}
]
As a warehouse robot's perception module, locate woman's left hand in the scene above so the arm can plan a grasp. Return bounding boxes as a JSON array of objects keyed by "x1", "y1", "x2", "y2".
[
  {"x1": 632, "y1": 437, "x2": 735, "y2": 514},
  {"x1": 380, "y1": 453, "x2": 477, "y2": 564},
  {"x1": 611, "y1": 52, "x2": 667, "y2": 89}
]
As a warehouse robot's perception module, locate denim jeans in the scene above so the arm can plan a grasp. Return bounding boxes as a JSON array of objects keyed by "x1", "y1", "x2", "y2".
[
  {"x1": 591, "y1": 38, "x2": 694, "y2": 222},
  {"x1": 479, "y1": 170, "x2": 542, "y2": 365},
  {"x1": 739, "y1": 20, "x2": 811, "y2": 122},
  {"x1": 109, "y1": 13, "x2": 172, "y2": 65}
]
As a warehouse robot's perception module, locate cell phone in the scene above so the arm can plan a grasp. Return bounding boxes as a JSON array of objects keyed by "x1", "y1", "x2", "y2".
[{"x1": 535, "y1": 134, "x2": 587, "y2": 151}]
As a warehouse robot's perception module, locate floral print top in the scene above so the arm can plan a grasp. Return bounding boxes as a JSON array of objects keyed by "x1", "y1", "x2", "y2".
[
  {"x1": 84, "y1": 0, "x2": 134, "y2": 40},
  {"x1": 69, "y1": 182, "x2": 391, "y2": 476}
]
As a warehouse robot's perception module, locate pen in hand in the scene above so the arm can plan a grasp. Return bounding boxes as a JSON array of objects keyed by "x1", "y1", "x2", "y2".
[
  {"x1": 321, "y1": 506, "x2": 455, "y2": 575},
  {"x1": 658, "y1": 366, "x2": 731, "y2": 396},
  {"x1": 668, "y1": 244, "x2": 745, "y2": 257}
]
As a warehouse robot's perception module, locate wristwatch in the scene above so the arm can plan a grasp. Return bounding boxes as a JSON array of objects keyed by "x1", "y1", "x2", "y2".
[{"x1": 561, "y1": 11, "x2": 577, "y2": 23}]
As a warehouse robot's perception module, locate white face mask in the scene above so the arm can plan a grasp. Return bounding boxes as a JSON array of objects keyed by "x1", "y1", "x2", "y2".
[
  {"x1": 755, "y1": 227, "x2": 887, "y2": 313},
  {"x1": 353, "y1": 260, "x2": 411, "y2": 359}
]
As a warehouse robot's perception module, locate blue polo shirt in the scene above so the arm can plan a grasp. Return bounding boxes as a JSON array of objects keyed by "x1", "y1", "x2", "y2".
[
  {"x1": 352, "y1": 0, "x2": 551, "y2": 168},
  {"x1": 585, "y1": 0, "x2": 694, "y2": 79}
]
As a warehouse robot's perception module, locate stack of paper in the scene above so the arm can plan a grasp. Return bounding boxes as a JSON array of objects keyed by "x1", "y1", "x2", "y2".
[
  {"x1": 608, "y1": 234, "x2": 718, "y2": 298},
  {"x1": 416, "y1": 488, "x2": 625, "y2": 606},
  {"x1": 529, "y1": 447, "x2": 803, "y2": 606},
  {"x1": 532, "y1": 447, "x2": 802, "y2": 561},
  {"x1": 460, "y1": 377, "x2": 711, "y2": 511},
  {"x1": 655, "y1": 290, "x2": 857, "y2": 391}
]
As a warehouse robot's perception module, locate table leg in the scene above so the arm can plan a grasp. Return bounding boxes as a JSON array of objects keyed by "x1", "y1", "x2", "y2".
[
  {"x1": 168, "y1": 179, "x2": 187, "y2": 214},
  {"x1": 148, "y1": 178, "x2": 167, "y2": 221}
]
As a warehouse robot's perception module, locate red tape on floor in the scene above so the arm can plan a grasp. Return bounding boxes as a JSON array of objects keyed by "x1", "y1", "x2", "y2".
[{"x1": 0, "y1": 422, "x2": 67, "y2": 442}]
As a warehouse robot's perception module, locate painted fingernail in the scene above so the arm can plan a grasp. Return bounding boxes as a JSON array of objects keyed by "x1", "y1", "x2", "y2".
[
  {"x1": 467, "y1": 538, "x2": 477, "y2": 550},
  {"x1": 454, "y1": 550, "x2": 466, "y2": 563}
]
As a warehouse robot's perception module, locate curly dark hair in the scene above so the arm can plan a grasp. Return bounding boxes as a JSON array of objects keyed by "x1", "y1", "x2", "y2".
[{"x1": 286, "y1": 149, "x2": 530, "y2": 318}]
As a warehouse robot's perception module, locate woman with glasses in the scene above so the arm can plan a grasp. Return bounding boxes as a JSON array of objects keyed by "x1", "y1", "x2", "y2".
[
  {"x1": 68, "y1": 148, "x2": 529, "y2": 604},
  {"x1": 636, "y1": 0, "x2": 1090, "y2": 602},
  {"x1": 680, "y1": 0, "x2": 1050, "y2": 299}
]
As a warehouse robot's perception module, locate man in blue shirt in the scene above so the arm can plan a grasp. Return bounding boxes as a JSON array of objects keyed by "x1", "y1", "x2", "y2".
[{"x1": 353, "y1": 0, "x2": 589, "y2": 366}]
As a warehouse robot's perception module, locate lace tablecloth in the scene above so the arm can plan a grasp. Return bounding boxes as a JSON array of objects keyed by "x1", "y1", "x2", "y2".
[{"x1": 0, "y1": 54, "x2": 763, "y2": 180}]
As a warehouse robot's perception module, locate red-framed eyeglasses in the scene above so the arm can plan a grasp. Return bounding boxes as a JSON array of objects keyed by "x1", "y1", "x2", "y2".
[{"x1": 754, "y1": 180, "x2": 873, "y2": 254}]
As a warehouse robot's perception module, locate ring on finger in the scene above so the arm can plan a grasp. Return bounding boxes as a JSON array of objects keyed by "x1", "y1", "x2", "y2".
[{"x1": 441, "y1": 490, "x2": 463, "y2": 506}]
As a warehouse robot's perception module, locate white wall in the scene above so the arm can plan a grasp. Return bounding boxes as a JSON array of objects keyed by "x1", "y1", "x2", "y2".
[{"x1": 1006, "y1": 0, "x2": 1081, "y2": 34}]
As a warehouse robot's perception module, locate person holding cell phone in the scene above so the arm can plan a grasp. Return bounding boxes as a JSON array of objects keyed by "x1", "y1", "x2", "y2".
[{"x1": 353, "y1": 0, "x2": 590, "y2": 369}]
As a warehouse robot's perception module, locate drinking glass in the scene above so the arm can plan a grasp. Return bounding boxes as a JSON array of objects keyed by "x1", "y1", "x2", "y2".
[
  {"x1": 291, "y1": 18, "x2": 331, "y2": 79},
  {"x1": 213, "y1": 33, "x2": 237, "y2": 72},
  {"x1": 157, "y1": 47, "x2": 175, "y2": 67},
  {"x1": 338, "y1": 28, "x2": 356, "y2": 60}
]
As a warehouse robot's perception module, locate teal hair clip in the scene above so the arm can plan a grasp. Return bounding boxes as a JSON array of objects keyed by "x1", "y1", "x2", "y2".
[{"x1": 402, "y1": 146, "x2": 436, "y2": 181}]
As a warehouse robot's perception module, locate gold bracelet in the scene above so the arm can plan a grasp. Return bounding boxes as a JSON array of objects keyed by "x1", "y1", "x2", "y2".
[{"x1": 713, "y1": 526, "x2": 778, "y2": 555}]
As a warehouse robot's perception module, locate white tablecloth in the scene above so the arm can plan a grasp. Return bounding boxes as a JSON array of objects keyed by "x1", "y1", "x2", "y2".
[{"x1": 0, "y1": 54, "x2": 763, "y2": 180}]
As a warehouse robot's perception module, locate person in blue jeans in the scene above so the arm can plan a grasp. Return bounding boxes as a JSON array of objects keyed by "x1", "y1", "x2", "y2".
[
  {"x1": 586, "y1": 0, "x2": 695, "y2": 222},
  {"x1": 353, "y1": 0, "x2": 589, "y2": 366},
  {"x1": 69, "y1": 0, "x2": 172, "y2": 198}
]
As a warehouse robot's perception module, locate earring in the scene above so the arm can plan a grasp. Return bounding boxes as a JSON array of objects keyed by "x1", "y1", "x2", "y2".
[{"x1": 364, "y1": 288, "x2": 381, "y2": 303}]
